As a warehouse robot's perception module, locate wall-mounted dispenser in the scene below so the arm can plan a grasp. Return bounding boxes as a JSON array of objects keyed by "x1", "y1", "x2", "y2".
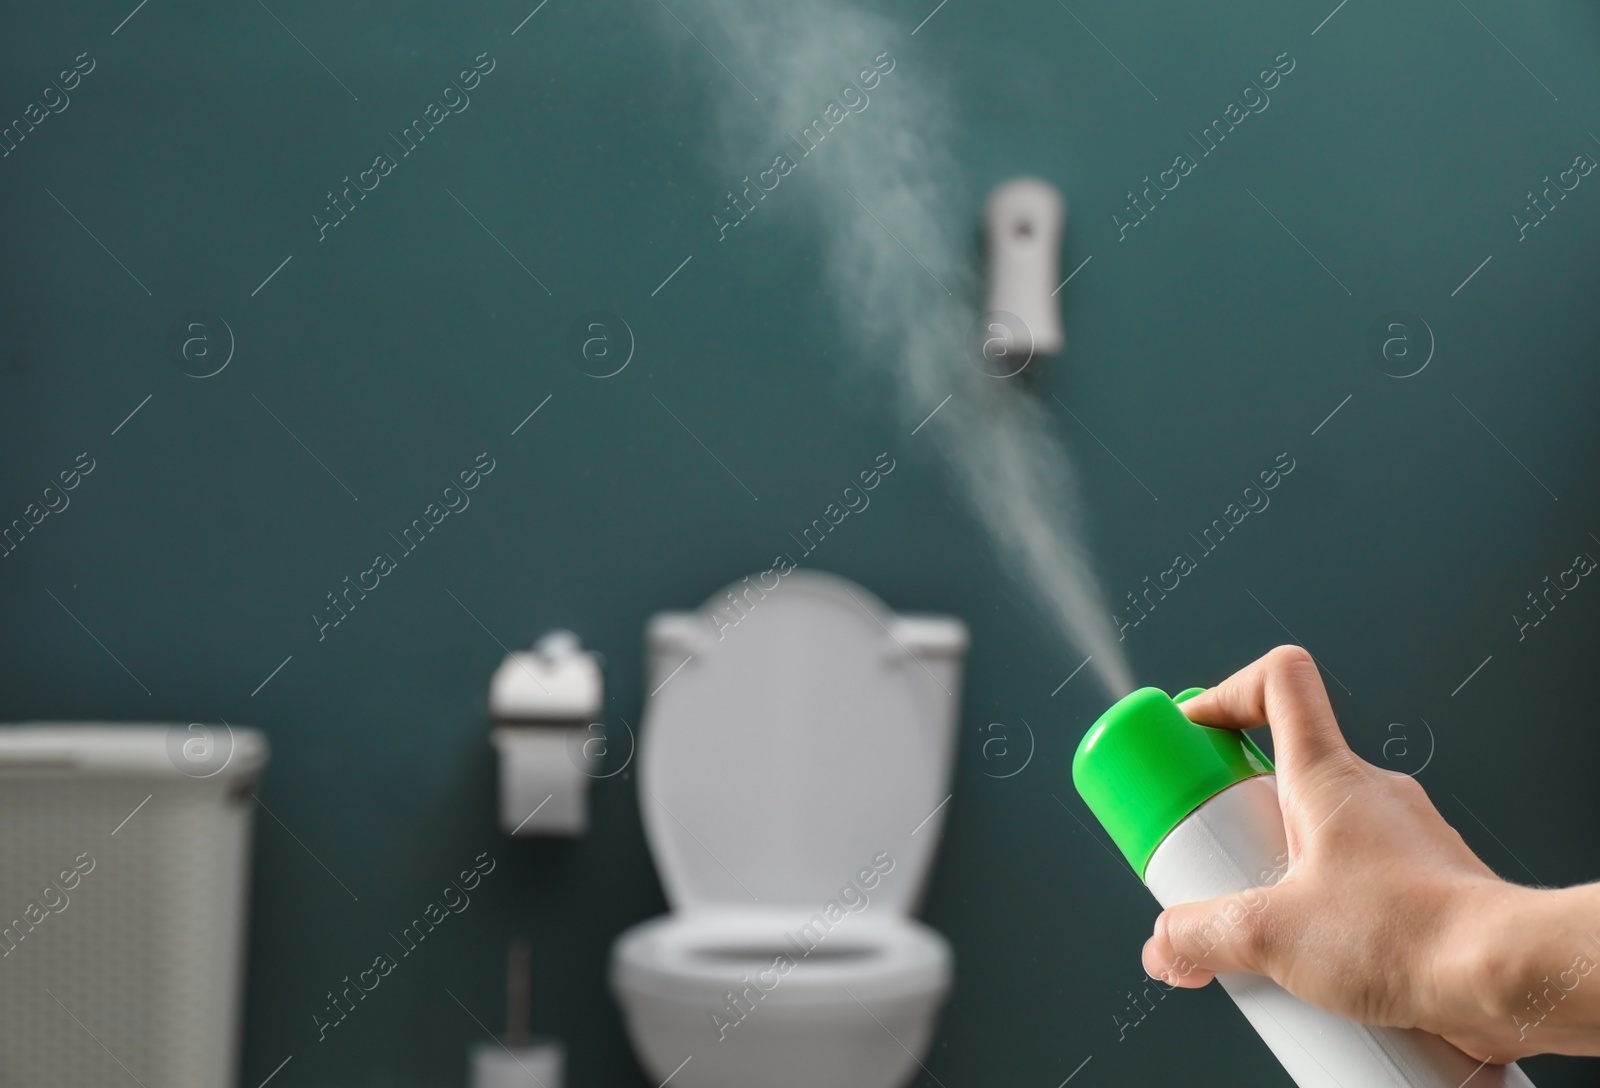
[
  {"x1": 984, "y1": 178, "x2": 1067, "y2": 360},
  {"x1": 489, "y1": 630, "x2": 602, "y2": 837}
]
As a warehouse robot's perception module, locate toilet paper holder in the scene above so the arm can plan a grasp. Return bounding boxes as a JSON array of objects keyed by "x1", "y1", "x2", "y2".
[{"x1": 488, "y1": 630, "x2": 604, "y2": 837}]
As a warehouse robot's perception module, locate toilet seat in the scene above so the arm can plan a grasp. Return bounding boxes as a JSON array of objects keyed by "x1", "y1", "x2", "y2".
[
  {"x1": 612, "y1": 910, "x2": 950, "y2": 1007},
  {"x1": 638, "y1": 572, "x2": 966, "y2": 913}
]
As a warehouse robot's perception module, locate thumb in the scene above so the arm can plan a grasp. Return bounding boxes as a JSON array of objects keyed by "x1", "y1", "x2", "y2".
[{"x1": 1142, "y1": 884, "x2": 1281, "y2": 988}]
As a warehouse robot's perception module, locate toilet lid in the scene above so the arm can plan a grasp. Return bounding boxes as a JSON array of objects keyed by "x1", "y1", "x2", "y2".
[{"x1": 639, "y1": 572, "x2": 958, "y2": 913}]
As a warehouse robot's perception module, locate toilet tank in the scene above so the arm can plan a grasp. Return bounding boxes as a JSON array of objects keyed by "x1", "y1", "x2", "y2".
[{"x1": 0, "y1": 724, "x2": 266, "y2": 1088}]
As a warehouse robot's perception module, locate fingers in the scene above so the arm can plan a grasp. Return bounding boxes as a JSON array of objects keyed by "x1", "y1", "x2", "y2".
[
  {"x1": 1142, "y1": 885, "x2": 1280, "y2": 987},
  {"x1": 1179, "y1": 645, "x2": 1353, "y2": 780}
]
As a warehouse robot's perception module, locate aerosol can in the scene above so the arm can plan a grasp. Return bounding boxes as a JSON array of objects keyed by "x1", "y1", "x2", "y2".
[{"x1": 1073, "y1": 686, "x2": 1535, "y2": 1088}]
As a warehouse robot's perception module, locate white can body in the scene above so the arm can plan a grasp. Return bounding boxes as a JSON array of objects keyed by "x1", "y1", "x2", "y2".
[{"x1": 1144, "y1": 774, "x2": 1535, "y2": 1088}]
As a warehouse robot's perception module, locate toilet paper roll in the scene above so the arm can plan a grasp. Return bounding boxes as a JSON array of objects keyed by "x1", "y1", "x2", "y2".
[{"x1": 491, "y1": 726, "x2": 598, "y2": 836}]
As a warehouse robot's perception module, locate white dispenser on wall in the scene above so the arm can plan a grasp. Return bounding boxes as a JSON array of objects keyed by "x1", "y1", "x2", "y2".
[
  {"x1": 489, "y1": 630, "x2": 603, "y2": 836},
  {"x1": 0, "y1": 724, "x2": 266, "y2": 1088},
  {"x1": 984, "y1": 178, "x2": 1067, "y2": 359},
  {"x1": 1074, "y1": 687, "x2": 1535, "y2": 1088}
]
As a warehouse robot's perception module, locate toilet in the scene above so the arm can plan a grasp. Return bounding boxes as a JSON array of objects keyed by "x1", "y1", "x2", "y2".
[{"x1": 610, "y1": 571, "x2": 968, "y2": 1088}]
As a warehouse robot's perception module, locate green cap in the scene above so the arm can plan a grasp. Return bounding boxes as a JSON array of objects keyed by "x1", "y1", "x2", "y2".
[{"x1": 1072, "y1": 686, "x2": 1273, "y2": 880}]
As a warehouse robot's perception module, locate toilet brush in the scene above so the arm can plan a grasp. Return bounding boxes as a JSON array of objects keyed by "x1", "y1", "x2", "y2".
[
  {"x1": 469, "y1": 938, "x2": 565, "y2": 1088},
  {"x1": 1074, "y1": 686, "x2": 1536, "y2": 1088},
  {"x1": 505, "y1": 938, "x2": 532, "y2": 1049}
]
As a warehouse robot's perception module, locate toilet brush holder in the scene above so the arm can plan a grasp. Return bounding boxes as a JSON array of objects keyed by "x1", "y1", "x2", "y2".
[
  {"x1": 469, "y1": 1040, "x2": 563, "y2": 1088},
  {"x1": 471, "y1": 937, "x2": 564, "y2": 1088}
]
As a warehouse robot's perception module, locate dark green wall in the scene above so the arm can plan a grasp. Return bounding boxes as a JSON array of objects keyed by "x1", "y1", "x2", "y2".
[{"x1": 3, "y1": 0, "x2": 1600, "y2": 1084}]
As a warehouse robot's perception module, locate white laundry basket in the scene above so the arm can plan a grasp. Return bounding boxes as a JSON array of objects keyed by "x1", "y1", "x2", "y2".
[{"x1": 0, "y1": 724, "x2": 266, "y2": 1087}]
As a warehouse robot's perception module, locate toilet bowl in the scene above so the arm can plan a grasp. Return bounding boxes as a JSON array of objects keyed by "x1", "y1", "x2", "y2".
[{"x1": 610, "y1": 571, "x2": 968, "y2": 1088}]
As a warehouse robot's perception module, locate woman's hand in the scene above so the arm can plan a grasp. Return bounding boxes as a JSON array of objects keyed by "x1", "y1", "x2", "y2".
[{"x1": 1140, "y1": 645, "x2": 1600, "y2": 1062}]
